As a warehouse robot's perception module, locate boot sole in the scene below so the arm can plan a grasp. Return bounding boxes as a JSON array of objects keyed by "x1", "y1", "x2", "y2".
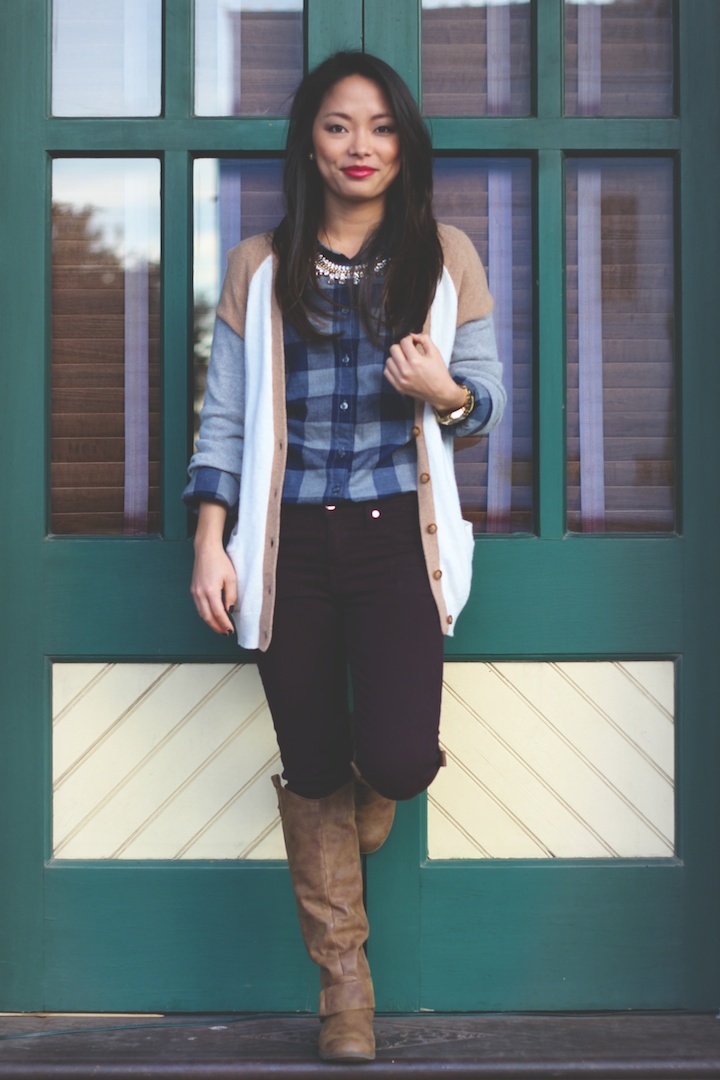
[{"x1": 319, "y1": 1051, "x2": 376, "y2": 1063}]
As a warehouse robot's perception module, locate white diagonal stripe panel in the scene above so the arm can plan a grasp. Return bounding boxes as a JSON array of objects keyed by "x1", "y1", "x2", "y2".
[
  {"x1": 52, "y1": 663, "x2": 285, "y2": 859},
  {"x1": 54, "y1": 660, "x2": 674, "y2": 861},
  {"x1": 428, "y1": 661, "x2": 674, "y2": 859}
]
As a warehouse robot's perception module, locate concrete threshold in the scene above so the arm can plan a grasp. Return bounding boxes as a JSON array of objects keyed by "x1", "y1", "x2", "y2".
[{"x1": 0, "y1": 1012, "x2": 719, "y2": 1079}]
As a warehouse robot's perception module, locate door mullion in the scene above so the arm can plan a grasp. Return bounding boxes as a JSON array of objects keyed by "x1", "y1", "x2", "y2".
[
  {"x1": 306, "y1": 0, "x2": 363, "y2": 70},
  {"x1": 363, "y1": 0, "x2": 419, "y2": 100},
  {"x1": 0, "y1": 0, "x2": 50, "y2": 1010},
  {"x1": 678, "y1": 0, "x2": 720, "y2": 1007},
  {"x1": 536, "y1": 149, "x2": 566, "y2": 537},
  {"x1": 535, "y1": 0, "x2": 566, "y2": 544},
  {"x1": 536, "y1": 0, "x2": 563, "y2": 120},
  {"x1": 162, "y1": 150, "x2": 193, "y2": 539},
  {"x1": 366, "y1": 798, "x2": 423, "y2": 1012},
  {"x1": 164, "y1": 0, "x2": 193, "y2": 120}
]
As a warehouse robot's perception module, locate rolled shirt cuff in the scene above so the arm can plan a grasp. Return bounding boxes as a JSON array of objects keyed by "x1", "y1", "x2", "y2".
[
  {"x1": 182, "y1": 466, "x2": 239, "y2": 510},
  {"x1": 444, "y1": 375, "x2": 493, "y2": 432}
]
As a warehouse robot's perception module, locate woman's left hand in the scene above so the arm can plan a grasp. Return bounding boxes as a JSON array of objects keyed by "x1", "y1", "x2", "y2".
[{"x1": 384, "y1": 333, "x2": 466, "y2": 414}]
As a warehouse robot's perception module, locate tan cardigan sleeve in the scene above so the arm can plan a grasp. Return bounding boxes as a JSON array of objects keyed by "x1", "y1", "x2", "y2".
[
  {"x1": 216, "y1": 232, "x2": 274, "y2": 338},
  {"x1": 437, "y1": 223, "x2": 494, "y2": 326}
]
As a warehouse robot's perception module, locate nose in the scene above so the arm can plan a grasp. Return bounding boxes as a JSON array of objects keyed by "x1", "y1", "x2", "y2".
[{"x1": 349, "y1": 129, "x2": 371, "y2": 156}]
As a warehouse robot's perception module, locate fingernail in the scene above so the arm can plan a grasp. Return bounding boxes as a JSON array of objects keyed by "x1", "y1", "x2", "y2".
[
  {"x1": 227, "y1": 605, "x2": 234, "y2": 614},
  {"x1": 224, "y1": 629, "x2": 234, "y2": 637}
]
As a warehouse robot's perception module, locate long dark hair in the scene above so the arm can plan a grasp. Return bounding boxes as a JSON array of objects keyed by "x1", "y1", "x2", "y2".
[{"x1": 273, "y1": 51, "x2": 443, "y2": 344}]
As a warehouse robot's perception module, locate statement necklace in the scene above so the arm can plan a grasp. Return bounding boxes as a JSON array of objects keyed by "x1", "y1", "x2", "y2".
[{"x1": 314, "y1": 249, "x2": 388, "y2": 285}]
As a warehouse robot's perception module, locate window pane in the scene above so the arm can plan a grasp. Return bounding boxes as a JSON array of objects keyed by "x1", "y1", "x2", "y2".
[
  {"x1": 422, "y1": 1, "x2": 531, "y2": 117},
  {"x1": 434, "y1": 158, "x2": 533, "y2": 534},
  {"x1": 193, "y1": 159, "x2": 284, "y2": 439},
  {"x1": 564, "y1": 0, "x2": 674, "y2": 118},
  {"x1": 566, "y1": 158, "x2": 675, "y2": 533},
  {"x1": 195, "y1": 0, "x2": 304, "y2": 116},
  {"x1": 52, "y1": 159, "x2": 161, "y2": 535},
  {"x1": 52, "y1": 0, "x2": 161, "y2": 117}
]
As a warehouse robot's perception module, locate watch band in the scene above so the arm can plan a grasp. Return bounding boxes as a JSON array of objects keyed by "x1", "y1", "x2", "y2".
[{"x1": 434, "y1": 385, "x2": 475, "y2": 426}]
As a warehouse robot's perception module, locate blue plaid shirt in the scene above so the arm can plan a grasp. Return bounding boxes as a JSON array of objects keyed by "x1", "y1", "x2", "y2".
[
  {"x1": 284, "y1": 254, "x2": 411, "y2": 503},
  {"x1": 185, "y1": 246, "x2": 492, "y2": 511},
  {"x1": 283, "y1": 246, "x2": 489, "y2": 504}
]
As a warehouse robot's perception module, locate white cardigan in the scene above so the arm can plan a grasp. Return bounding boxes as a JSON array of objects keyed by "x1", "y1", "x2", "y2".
[{"x1": 207, "y1": 225, "x2": 505, "y2": 650}]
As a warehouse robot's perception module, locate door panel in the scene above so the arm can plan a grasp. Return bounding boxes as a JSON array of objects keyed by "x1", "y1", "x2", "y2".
[
  {"x1": 2, "y1": 0, "x2": 720, "y2": 1013},
  {"x1": 52, "y1": 663, "x2": 283, "y2": 861},
  {"x1": 363, "y1": 0, "x2": 710, "y2": 1014},
  {"x1": 429, "y1": 661, "x2": 674, "y2": 860}
]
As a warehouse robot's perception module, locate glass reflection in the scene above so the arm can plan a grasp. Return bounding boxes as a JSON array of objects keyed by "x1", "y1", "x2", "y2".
[
  {"x1": 193, "y1": 159, "x2": 284, "y2": 439},
  {"x1": 51, "y1": 159, "x2": 161, "y2": 534},
  {"x1": 422, "y1": 0, "x2": 531, "y2": 117},
  {"x1": 564, "y1": 0, "x2": 674, "y2": 118},
  {"x1": 566, "y1": 158, "x2": 675, "y2": 533},
  {"x1": 434, "y1": 158, "x2": 533, "y2": 534},
  {"x1": 52, "y1": 0, "x2": 161, "y2": 117},
  {"x1": 195, "y1": 0, "x2": 304, "y2": 116}
]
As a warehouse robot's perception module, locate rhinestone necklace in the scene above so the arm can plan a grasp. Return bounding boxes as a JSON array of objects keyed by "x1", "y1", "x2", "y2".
[{"x1": 315, "y1": 249, "x2": 388, "y2": 285}]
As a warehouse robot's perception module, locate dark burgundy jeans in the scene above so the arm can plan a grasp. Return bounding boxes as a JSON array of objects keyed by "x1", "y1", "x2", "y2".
[{"x1": 255, "y1": 492, "x2": 445, "y2": 801}]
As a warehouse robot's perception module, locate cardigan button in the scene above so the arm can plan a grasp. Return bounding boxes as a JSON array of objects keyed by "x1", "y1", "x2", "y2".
[
  {"x1": 420, "y1": 472, "x2": 430, "y2": 484},
  {"x1": 427, "y1": 523, "x2": 438, "y2": 534},
  {"x1": 446, "y1": 615, "x2": 453, "y2": 625},
  {"x1": 433, "y1": 569, "x2": 443, "y2": 580},
  {"x1": 411, "y1": 425, "x2": 421, "y2": 437}
]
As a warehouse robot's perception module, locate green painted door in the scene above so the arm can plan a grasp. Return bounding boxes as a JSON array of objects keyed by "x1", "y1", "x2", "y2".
[{"x1": 1, "y1": 0, "x2": 719, "y2": 1012}]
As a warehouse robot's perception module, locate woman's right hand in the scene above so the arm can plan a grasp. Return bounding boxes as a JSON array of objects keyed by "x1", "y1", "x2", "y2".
[{"x1": 190, "y1": 503, "x2": 238, "y2": 635}]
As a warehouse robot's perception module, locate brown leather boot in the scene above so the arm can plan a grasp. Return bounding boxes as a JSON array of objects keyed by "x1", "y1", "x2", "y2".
[
  {"x1": 272, "y1": 775, "x2": 376, "y2": 1062},
  {"x1": 351, "y1": 763, "x2": 396, "y2": 855}
]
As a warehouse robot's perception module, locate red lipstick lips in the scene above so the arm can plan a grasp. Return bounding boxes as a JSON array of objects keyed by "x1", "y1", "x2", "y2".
[{"x1": 343, "y1": 167, "x2": 376, "y2": 178}]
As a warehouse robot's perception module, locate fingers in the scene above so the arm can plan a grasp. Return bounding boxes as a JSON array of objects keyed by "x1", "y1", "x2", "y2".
[
  {"x1": 192, "y1": 584, "x2": 233, "y2": 636},
  {"x1": 388, "y1": 334, "x2": 424, "y2": 366},
  {"x1": 223, "y1": 577, "x2": 238, "y2": 618},
  {"x1": 191, "y1": 550, "x2": 238, "y2": 636},
  {"x1": 409, "y1": 332, "x2": 431, "y2": 354},
  {"x1": 384, "y1": 333, "x2": 448, "y2": 402}
]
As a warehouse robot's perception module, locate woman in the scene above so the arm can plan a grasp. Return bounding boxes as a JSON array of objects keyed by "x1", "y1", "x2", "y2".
[{"x1": 184, "y1": 51, "x2": 505, "y2": 1063}]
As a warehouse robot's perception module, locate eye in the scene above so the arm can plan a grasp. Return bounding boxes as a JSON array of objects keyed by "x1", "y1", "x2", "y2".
[
  {"x1": 375, "y1": 124, "x2": 397, "y2": 135},
  {"x1": 326, "y1": 123, "x2": 347, "y2": 134}
]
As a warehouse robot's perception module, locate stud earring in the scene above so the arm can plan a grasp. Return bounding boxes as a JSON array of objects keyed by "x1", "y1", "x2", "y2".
[{"x1": 308, "y1": 152, "x2": 314, "y2": 160}]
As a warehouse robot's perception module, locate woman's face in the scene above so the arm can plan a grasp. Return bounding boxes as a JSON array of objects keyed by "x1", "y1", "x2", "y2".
[{"x1": 311, "y1": 75, "x2": 401, "y2": 217}]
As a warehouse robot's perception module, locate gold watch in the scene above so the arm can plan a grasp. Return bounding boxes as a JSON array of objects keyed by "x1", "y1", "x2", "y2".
[{"x1": 434, "y1": 385, "x2": 475, "y2": 426}]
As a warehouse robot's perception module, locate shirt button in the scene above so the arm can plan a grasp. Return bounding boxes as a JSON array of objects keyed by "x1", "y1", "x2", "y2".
[
  {"x1": 341, "y1": 355, "x2": 350, "y2": 366},
  {"x1": 427, "y1": 523, "x2": 438, "y2": 534},
  {"x1": 433, "y1": 569, "x2": 443, "y2": 580},
  {"x1": 332, "y1": 485, "x2": 341, "y2": 494},
  {"x1": 340, "y1": 400, "x2": 349, "y2": 411},
  {"x1": 420, "y1": 472, "x2": 430, "y2": 484},
  {"x1": 338, "y1": 449, "x2": 346, "y2": 458},
  {"x1": 341, "y1": 309, "x2": 350, "y2": 317},
  {"x1": 411, "y1": 425, "x2": 421, "y2": 437}
]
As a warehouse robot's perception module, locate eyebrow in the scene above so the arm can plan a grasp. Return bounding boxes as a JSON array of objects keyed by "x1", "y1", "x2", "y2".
[{"x1": 322, "y1": 111, "x2": 395, "y2": 121}]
